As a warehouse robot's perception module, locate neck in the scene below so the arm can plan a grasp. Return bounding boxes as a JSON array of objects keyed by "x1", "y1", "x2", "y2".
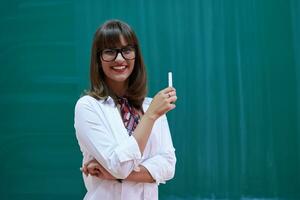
[{"x1": 106, "y1": 79, "x2": 128, "y2": 97}]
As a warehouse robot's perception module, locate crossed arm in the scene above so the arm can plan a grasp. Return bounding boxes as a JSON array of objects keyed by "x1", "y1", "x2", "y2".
[{"x1": 81, "y1": 159, "x2": 155, "y2": 183}]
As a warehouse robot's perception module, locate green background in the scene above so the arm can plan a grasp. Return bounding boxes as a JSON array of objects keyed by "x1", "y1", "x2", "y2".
[{"x1": 0, "y1": 0, "x2": 299, "y2": 199}]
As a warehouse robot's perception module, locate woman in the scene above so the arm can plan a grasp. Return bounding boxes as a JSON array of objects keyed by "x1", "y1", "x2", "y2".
[{"x1": 74, "y1": 19, "x2": 177, "y2": 200}]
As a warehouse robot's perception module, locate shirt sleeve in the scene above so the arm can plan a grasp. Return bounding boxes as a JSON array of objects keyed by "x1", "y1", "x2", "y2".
[
  {"x1": 140, "y1": 115, "x2": 176, "y2": 185},
  {"x1": 74, "y1": 97, "x2": 142, "y2": 179}
]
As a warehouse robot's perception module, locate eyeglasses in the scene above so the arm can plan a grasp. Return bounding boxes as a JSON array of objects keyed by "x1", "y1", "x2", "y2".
[{"x1": 101, "y1": 46, "x2": 136, "y2": 62}]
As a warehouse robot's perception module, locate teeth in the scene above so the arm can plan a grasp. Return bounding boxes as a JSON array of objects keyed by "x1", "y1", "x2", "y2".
[{"x1": 112, "y1": 66, "x2": 126, "y2": 70}]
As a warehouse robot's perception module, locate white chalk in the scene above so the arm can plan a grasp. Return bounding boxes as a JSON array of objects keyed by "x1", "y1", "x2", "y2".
[{"x1": 168, "y1": 72, "x2": 173, "y2": 87}]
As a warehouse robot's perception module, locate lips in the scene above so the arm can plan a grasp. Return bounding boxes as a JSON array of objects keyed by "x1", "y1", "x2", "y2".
[
  {"x1": 111, "y1": 65, "x2": 128, "y2": 73},
  {"x1": 112, "y1": 66, "x2": 126, "y2": 70}
]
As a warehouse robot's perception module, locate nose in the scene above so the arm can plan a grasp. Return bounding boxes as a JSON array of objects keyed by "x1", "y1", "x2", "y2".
[{"x1": 115, "y1": 52, "x2": 125, "y2": 62}]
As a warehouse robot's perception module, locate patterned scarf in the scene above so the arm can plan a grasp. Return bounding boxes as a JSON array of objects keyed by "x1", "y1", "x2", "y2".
[{"x1": 117, "y1": 97, "x2": 141, "y2": 135}]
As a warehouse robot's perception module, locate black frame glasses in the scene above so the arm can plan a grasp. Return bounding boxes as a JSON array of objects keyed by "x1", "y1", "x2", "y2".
[{"x1": 100, "y1": 45, "x2": 136, "y2": 62}]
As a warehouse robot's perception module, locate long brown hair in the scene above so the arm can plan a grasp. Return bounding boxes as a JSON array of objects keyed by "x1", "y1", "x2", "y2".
[{"x1": 87, "y1": 19, "x2": 147, "y2": 110}]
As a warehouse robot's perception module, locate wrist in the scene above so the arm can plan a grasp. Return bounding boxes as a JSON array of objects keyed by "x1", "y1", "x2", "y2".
[{"x1": 144, "y1": 111, "x2": 158, "y2": 121}]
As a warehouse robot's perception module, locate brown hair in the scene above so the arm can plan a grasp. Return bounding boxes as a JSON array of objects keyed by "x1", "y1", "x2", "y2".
[{"x1": 87, "y1": 19, "x2": 147, "y2": 110}]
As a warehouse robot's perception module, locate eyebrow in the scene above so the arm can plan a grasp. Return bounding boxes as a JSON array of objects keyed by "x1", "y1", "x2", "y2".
[{"x1": 104, "y1": 45, "x2": 133, "y2": 49}]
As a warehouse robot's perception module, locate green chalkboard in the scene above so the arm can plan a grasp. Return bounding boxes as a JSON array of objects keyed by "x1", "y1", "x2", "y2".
[{"x1": 0, "y1": 0, "x2": 299, "y2": 199}]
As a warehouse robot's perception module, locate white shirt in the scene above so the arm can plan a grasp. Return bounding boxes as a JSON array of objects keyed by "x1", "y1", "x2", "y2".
[{"x1": 74, "y1": 95, "x2": 176, "y2": 200}]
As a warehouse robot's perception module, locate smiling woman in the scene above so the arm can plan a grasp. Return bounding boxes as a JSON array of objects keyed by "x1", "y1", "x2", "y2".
[
  {"x1": 74, "y1": 19, "x2": 178, "y2": 200},
  {"x1": 88, "y1": 20, "x2": 147, "y2": 106}
]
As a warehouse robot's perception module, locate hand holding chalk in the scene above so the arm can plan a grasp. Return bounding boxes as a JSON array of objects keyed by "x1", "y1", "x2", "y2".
[
  {"x1": 145, "y1": 87, "x2": 177, "y2": 120},
  {"x1": 144, "y1": 72, "x2": 176, "y2": 120}
]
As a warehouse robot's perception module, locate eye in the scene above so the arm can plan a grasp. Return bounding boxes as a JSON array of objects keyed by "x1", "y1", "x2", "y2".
[
  {"x1": 122, "y1": 46, "x2": 134, "y2": 54},
  {"x1": 102, "y1": 49, "x2": 116, "y2": 55}
]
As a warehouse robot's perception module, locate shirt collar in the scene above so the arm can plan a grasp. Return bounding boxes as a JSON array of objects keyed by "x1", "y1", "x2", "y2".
[{"x1": 104, "y1": 96, "x2": 115, "y2": 105}]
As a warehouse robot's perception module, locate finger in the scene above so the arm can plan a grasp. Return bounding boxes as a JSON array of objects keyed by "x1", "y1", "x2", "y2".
[
  {"x1": 167, "y1": 103, "x2": 176, "y2": 111},
  {"x1": 89, "y1": 171, "x2": 99, "y2": 176},
  {"x1": 169, "y1": 90, "x2": 176, "y2": 96},
  {"x1": 84, "y1": 159, "x2": 97, "y2": 167},
  {"x1": 97, "y1": 165, "x2": 108, "y2": 174},
  {"x1": 87, "y1": 165, "x2": 98, "y2": 173},
  {"x1": 88, "y1": 162, "x2": 101, "y2": 168},
  {"x1": 97, "y1": 166, "x2": 105, "y2": 173},
  {"x1": 161, "y1": 87, "x2": 176, "y2": 94},
  {"x1": 82, "y1": 167, "x2": 87, "y2": 176},
  {"x1": 80, "y1": 167, "x2": 86, "y2": 176},
  {"x1": 166, "y1": 91, "x2": 176, "y2": 98},
  {"x1": 81, "y1": 166, "x2": 88, "y2": 176},
  {"x1": 168, "y1": 96, "x2": 178, "y2": 104},
  {"x1": 88, "y1": 167, "x2": 100, "y2": 176}
]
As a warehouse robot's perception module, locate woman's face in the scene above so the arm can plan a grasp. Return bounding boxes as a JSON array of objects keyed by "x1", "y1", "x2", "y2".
[{"x1": 100, "y1": 35, "x2": 135, "y2": 88}]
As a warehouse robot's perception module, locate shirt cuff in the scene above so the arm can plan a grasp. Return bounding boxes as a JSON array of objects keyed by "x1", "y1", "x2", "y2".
[
  {"x1": 140, "y1": 157, "x2": 166, "y2": 185},
  {"x1": 114, "y1": 136, "x2": 142, "y2": 163}
]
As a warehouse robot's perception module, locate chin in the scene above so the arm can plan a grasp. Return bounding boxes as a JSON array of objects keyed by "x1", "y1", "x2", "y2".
[{"x1": 113, "y1": 75, "x2": 130, "y2": 82}]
